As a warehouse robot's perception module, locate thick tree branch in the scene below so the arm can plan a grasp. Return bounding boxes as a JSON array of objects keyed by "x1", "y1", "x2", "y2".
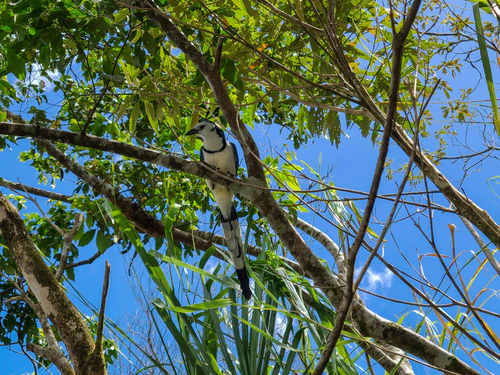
[
  {"x1": 295, "y1": 218, "x2": 345, "y2": 277},
  {"x1": 0, "y1": 122, "x2": 262, "y2": 202}
]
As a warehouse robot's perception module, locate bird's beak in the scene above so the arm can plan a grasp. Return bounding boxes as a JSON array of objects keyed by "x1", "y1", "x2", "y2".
[{"x1": 185, "y1": 128, "x2": 199, "y2": 136}]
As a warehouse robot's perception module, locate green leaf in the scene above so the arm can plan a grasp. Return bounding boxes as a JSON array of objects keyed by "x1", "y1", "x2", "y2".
[
  {"x1": 6, "y1": 51, "x2": 26, "y2": 80},
  {"x1": 144, "y1": 100, "x2": 159, "y2": 133},
  {"x1": 221, "y1": 59, "x2": 244, "y2": 90},
  {"x1": 113, "y1": 8, "x2": 129, "y2": 24},
  {"x1": 101, "y1": 201, "x2": 175, "y2": 303},
  {"x1": 237, "y1": 316, "x2": 302, "y2": 352},
  {"x1": 96, "y1": 231, "x2": 113, "y2": 253},
  {"x1": 149, "y1": 251, "x2": 239, "y2": 289},
  {"x1": 297, "y1": 105, "x2": 305, "y2": 135},
  {"x1": 78, "y1": 229, "x2": 95, "y2": 247},
  {"x1": 129, "y1": 101, "x2": 140, "y2": 133},
  {"x1": 473, "y1": 4, "x2": 500, "y2": 135},
  {"x1": 164, "y1": 203, "x2": 181, "y2": 257},
  {"x1": 154, "y1": 298, "x2": 232, "y2": 313}
]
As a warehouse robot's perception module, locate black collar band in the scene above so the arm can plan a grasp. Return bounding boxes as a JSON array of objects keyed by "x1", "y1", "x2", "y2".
[{"x1": 202, "y1": 142, "x2": 227, "y2": 154}]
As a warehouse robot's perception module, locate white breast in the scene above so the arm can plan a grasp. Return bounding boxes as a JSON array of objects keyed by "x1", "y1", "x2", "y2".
[{"x1": 203, "y1": 145, "x2": 236, "y2": 175}]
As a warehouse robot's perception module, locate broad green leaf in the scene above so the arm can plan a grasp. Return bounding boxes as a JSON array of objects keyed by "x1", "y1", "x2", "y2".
[
  {"x1": 144, "y1": 100, "x2": 159, "y2": 133},
  {"x1": 221, "y1": 58, "x2": 244, "y2": 90},
  {"x1": 129, "y1": 101, "x2": 140, "y2": 134},
  {"x1": 78, "y1": 229, "x2": 95, "y2": 247},
  {"x1": 96, "y1": 231, "x2": 113, "y2": 253},
  {"x1": 113, "y1": 8, "x2": 129, "y2": 24}
]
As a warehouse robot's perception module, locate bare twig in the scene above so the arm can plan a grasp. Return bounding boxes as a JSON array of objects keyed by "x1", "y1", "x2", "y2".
[
  {"x1": 436, "y1": 146, "x2": 499, "y2": 161},
  {"x1": 95, "y1": 261, "x2": 111, "y2": 355},
  {"x1": 214, "y1": 36, "x2": 224, "y2": 71},
  {"x1": 460, "y1": 216, "x2": 500, "y2": 276},
  {"x1": 66, "y1": 250, "x2": 102, "y2": 269}
]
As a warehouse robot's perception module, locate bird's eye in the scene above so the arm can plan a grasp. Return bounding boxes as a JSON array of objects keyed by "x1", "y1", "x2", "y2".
[{"x1": 200, "y1": 124, "x2": 206, "y2": 130}]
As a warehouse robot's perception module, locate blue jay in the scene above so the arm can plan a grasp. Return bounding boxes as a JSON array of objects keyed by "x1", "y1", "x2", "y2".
[{"x1": 186, "y1": 120, "x2": 252, "y2": 299}]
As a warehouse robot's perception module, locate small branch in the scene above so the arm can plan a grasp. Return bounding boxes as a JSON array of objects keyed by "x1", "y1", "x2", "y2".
[
  {"x1": 55, "y1": 213, "x2": 84, "y2": 281},
  {"x1": 3, "y1": 287, "x2": 61, "y2": 352},
  {"x1": 295, "y1": 218, "x2": 345, "y2": 276},
  {"x1": 214, "y1": 36, "x2": 224, "y2": 71},
  {"x1": 80, "y1": 27, "x2": 132, "y2": 134},
  {"x1": 435, "y1": 146, "x2": 499, "y2": 162},
  {"x1": 27, "y1": 343, "x2": 75, "y2": 375},
  {"x1": 26, "y1": 193, "x2": 65, "y2": 237},
  {"x1": 95, "y1": 260, "x2": 111, "y2": 355},
  {"x1": 256, "y1": 0, "x2": 323, "y2": 33},
  {"x1": 0, "y1": 178, "x2": 73, "y2": 203},
  {"x1": 66, "y1": 250, "x2": 102, "y2": 269},
  {"x1": 459, "y1": 217, "x2": 500, "y2": 276}
]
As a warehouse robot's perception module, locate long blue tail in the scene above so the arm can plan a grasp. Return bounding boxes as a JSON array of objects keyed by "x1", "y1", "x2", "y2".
[{"x1": 221, "y1": 205, "x2": 252, "y2": 299}]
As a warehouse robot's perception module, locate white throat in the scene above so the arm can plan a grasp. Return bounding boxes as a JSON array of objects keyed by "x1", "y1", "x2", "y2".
[{"x1": 202, "y1": 132, "x2": 226, "y2": 152}]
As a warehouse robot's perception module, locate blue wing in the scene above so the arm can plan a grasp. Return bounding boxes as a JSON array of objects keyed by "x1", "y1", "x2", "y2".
[
  {"x1": 200, "y1": 147, "x2": 205, "y2": 163},
  {"x1": 230, "y1": 142, "x2": 239, "y2": 175}
]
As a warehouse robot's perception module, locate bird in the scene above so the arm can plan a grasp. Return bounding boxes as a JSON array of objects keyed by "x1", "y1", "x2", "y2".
[{"x1": 186, "y1": 120, "x2": 252, "y2": 299}]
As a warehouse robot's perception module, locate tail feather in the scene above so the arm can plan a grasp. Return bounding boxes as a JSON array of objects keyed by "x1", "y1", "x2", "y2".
[
  {"x1": 236, "y1": 267, "x2": 252, "y2": 300},
  {"x1": 221, "y1": 205, "x2": 252, "y2": 299}
]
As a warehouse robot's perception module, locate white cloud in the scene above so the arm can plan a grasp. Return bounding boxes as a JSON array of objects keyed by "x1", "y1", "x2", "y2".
[
  {"x1": 365, "y1": 268, "x2": 393, "y2": 291},
  {"x1": 205, "y1": 259, "x2": 219, "y2": 275},
  {"x1": 30, "y1": 63, "x2": 60, "y2": 92},
  {"x1": 13, "y1": 63, "x2": 61, "y2": 93},
  {"x1": 355, "y1": 267, "x2": 393, "y2": 292}
]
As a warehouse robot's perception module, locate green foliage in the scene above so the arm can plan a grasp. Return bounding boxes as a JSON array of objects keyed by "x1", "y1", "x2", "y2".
[{"x1": 1, "y1": 0, "x2": 499, "y2": 373}]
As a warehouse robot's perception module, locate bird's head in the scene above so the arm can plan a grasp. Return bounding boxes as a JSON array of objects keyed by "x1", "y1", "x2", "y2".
[{"x1": 186, "y1": 120, "x2": 225, "y2": 141}]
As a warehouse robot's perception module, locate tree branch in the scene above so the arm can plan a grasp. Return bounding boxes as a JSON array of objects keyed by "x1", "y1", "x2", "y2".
[
  {"x1": 95, "y1": 261, "x2": 111, "y2": 356},
  {"x1": 27, "y1": 343, "x2": 75, "y2": 375},
  {"x1": 55, "y1": 213, "x2": 84, "y2": 281},
  {"x1": 0, "y1": 192, "x2": 106, "y2": 375},
  {"x1": 0, "y1": 178, "x2": 73, "y2": 202},
  {"x1": 4, "y1": 283, "x2": 72, "y2": 374},
  {"x1": 459, "y1": 216, "x2": 500, "y2": 276}
]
